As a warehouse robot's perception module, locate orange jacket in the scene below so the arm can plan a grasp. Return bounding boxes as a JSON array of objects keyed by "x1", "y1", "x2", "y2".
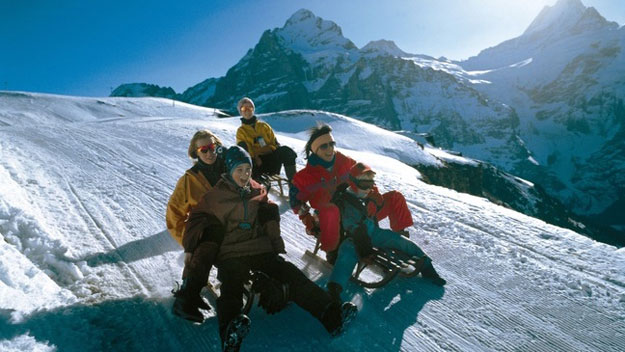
[{"x1": 166, "y1": 168, "x2": 213, "y2": 246}]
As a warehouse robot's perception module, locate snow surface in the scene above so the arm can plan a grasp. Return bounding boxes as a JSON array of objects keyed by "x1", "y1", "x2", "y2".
[{"x1": 1, "y1": 92, "x2": 624, "y2": 351}]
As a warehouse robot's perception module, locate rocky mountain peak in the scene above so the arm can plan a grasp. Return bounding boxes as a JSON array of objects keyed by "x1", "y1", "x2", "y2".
[
  {"x1": 277, "y1": 9, "x2": 357, "y2": 53},
  {"x1": 361, "y1": 39, "x2": 410, "y2": 57},
  {"x1": 523, "y1": 0, "x2": 615, "y2": 38}
]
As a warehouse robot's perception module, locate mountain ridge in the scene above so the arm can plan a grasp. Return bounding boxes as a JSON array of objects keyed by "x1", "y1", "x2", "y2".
[{"x1": 110, "y1": 2, "x2": 625, "y2": 237}]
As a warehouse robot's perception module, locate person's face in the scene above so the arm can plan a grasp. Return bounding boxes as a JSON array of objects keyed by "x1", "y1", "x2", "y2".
[
  {"x1": 231, "y1": 163, "x2": 252, "y2": 187},
  {"x1": 313, "y1": 136, "x2": 336, "y2": 163},
  {"x1": 239, "y1": 103, "x2": 255, "y2": 120},
  {"x1": 196, "y1": 137, "x2": 218, "y2": 165}
]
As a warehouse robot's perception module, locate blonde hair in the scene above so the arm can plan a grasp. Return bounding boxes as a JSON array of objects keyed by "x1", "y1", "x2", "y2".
[{"x1": 187, "y1": 129, "x2": 223, "y2": 160}]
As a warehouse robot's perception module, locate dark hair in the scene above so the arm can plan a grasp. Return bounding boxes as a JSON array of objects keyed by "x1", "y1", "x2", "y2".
[{"x1": 305, "y1": 123, "x2": 333, "y2": 158}]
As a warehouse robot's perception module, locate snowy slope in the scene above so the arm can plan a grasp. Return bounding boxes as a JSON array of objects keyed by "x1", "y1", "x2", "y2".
[{"x1": 1, "y1": 92, "x2": 624, "y2": 351}]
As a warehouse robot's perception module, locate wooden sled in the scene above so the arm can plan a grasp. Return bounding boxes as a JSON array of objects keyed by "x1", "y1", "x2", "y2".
[
  {"x1": 305, "y1": 239, "x2": 426, "y2": 289},
  {"x1": 260, "y1": 174, "x2": 289, "y2": 197}
]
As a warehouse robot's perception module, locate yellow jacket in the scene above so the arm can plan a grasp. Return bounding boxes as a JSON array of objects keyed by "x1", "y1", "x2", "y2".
[
  {"x1": 166, "y1": 168, "x2": 213, "y2": 246},
  {"x1": 236, "y1": 120, "x2": 278, "y2": 158}
]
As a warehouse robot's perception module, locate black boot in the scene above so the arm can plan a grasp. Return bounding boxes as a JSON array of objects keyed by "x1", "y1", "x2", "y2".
[
  {"x1": 421, "y1": 262, "x2": 446, "y2": 286},
  {"x1": 172, "y1": 278, "x2": 205, "y2": 323},
  {"x1": 222, "y1": 314, "x2": 251, "y2": 352},
  {"x1": 320, "y1": 301, "x2": 358, "y2": 337},
  {"x1": 327, "y1": 281, "x2": 342, "y2": 303}
]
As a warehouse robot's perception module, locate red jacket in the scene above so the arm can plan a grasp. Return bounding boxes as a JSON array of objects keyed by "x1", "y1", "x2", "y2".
[{"x1": 291, "y1": 151, "x2": 357, "y2": 212}]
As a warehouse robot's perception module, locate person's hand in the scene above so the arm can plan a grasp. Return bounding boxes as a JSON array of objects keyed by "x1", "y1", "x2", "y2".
[
  {"x1": 349, "y1": 223, "x2": 374, "y2": 259},
  {"x1": 300, "y1": 213, "x2": 320, "y2": 237},
  {"x1": 251, "y1": 272, "x2": 289, "y2": 314},
  {"x1": 184, "y1": 252, "x2": 192, "y2": 266}
]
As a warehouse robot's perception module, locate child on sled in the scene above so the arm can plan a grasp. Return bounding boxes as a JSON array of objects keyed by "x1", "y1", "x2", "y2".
[{"x1": 326, "y1": 162, "x2": 446, "y2": 302}]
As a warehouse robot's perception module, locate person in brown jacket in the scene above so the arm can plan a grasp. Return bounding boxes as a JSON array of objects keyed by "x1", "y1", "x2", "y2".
[
  {"x1": 167, "y1": 130, "x2": 225, "y2": 321},
  {"x1": 183, "y1": 146, "x2": 357, "y2": 352}
]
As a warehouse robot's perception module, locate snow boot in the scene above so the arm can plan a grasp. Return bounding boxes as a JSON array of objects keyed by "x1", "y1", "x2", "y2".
[
  {"x1": 222, "y1": 314, "x2": 251, "y2": 352},
  {"x1": 321, "y1": 301, "x2": 358, "y2": 337},
  {"x1": 172, "y1": 278, "x2": 205, "y2": 323},
  {"x1": 421, "y1": 262, "x2": 446, "y2": 286}
]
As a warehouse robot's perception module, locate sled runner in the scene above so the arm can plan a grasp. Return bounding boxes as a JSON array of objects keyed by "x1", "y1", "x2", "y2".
[{"x1": 305, "y1": 239, "x2": 426, "y2": 288}]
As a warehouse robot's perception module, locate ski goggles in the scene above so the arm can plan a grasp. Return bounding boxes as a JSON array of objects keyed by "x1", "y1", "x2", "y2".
[
  {"x1": 197, "y1": 143, "x2": 217, "y2": 154},
  {"x1": 354, "y1": 179, "x2": 375, "y2": 190},
  {"x1": 240, "y1": 105, "x2": 254, "y2": 112}
]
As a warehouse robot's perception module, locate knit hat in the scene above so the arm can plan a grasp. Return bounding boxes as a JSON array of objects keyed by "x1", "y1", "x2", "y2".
[
  {"x1": 237, "y1": 97, "x2": 255, "y2": 113},
  {"x1": 224, "y1": 146, "x2": 252, "y2": 175},
  {"x1": 348, "y1": 162, "x2": 376, "y2": 191}
]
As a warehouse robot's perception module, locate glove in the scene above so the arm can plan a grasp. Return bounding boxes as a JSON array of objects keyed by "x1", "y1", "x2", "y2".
[
  {"x1": 299, "y1": 212, "x2": 320, "y2": 238},
  {"x1": 251, "y1": 271, "x2": 289, "y2": 315},
  {"x1": 348, "y1": 223, "x2": 374, "y2": 260}
]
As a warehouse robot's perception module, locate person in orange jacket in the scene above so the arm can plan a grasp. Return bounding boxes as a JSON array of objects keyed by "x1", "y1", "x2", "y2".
[
  {"x1": 166, "y1": 129, "x2": 225, "y2": 321},
  {"x1": 289, "y1": 123, "x2": 414, "y2": 263},
  {"x1": 235, "y1": 97, "x2": 297, "y2": 183}
]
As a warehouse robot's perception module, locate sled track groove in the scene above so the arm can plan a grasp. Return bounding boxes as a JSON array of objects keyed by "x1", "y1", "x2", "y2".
[{"x1": 66, "y1": 179, "x2": 149, "y2": 295}]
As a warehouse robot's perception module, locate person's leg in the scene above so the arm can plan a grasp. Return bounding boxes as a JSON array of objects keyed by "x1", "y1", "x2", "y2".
[
  {"x1": 257, "y1": 255, "x2": 333, "y2": 319},
  {"x1": 369, "y1": 225, "x2": 425, "y2": 258},
  {"x1": 375, "y1": 191, "x2": 414, "y2": 232},
  {"x1": 258, "y1": 151, "x2": 281, "y2": 175},
  {"x1": 173, "y1": 241, "x2": 218, "y2": 321},
  {"x1": 216, "y1": 258, "x2": 251, "y2": 341},
  {"x1": 317, "y1": 204, "x2": 341, "y2": 252},
  {"x1": 256, "y1": 254, "x2": 355, "y2": 335},
  {"x1": 276, "y1": 146, "x2": 297, "y2": 181},
  {"x1": 327, "y1": 239, "x2": 359, "y2": 297},
  {"x1": 368, "y1": 225, "x2": 445, "y2": 285}
]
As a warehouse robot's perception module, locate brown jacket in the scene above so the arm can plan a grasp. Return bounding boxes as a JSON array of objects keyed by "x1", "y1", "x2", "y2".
[{"x1": 184, "y1": 176, "x2": 285, "y2": 261}]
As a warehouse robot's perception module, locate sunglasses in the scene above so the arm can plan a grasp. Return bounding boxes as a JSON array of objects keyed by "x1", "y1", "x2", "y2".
[
  {"x1": 354, "y1": 179, "x2": 375, "y2": 190},
  {"x1": 197, "y1": 143, "x2": 217, "y2": 154},
  {"x1": 316, "y1": 141, "x2": 336, "y2": 152},
  {"x1": 240, "y1": 105, "x2": 254, "y2": 112}
]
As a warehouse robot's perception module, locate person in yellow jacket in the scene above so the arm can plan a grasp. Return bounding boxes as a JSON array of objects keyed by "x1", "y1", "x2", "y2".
[
  {"x1": 166, "y1": 129, "x2": 225, "y2": 320},
  {"x1": 235, "y1": 97, "x2": 297, "y2": 183}
]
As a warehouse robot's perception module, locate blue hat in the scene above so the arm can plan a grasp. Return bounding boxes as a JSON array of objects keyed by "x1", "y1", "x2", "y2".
[{"x1": 224, "y1": 146, "x2": 252, "y2": 175}]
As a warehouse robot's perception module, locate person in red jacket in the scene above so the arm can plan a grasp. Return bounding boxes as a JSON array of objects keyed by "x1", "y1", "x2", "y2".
[{"x1": 289, "y1": 123, "x2": 414, "y2": 262}]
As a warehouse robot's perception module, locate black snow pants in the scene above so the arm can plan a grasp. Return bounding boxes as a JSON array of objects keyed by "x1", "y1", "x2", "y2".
[
  {"x1": 252, "y1": 145, "x2": 297, "y2": 179},
  {"x1": 215, "y1": 253, "x2": 332, "y2": 340}
]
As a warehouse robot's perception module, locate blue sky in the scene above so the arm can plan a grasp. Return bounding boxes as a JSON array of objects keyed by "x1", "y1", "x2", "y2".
[{"x1": 1, "y1": 0, "x2": 623, "y2": 97}]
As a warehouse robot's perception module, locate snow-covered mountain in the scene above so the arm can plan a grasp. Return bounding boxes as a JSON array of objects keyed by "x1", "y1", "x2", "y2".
[
  {"x1": 111, "y1": 2, "x2": 624, "y2": 239},
  {"x1": 457, "y1": 0, "x2": 625, "y2": 227},
  {"x1": 110, "y1": 83, "x2": 177, "y2": 100},
  {"x1": 1, "y1": 91, "x2": 624, "y2": 351}
]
